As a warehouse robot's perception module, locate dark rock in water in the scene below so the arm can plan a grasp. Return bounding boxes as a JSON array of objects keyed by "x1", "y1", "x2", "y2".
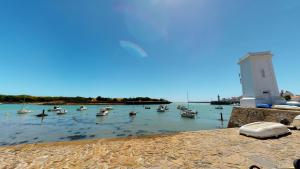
[
  {"x1": 116, "y1": 133, "x2": 126, "y2": 137},
  {"x1": 67, "y1": 135, "x2": 87, "y2": 140},
  {"x1": 15, "y1": 132, "x2": 22, "y2": 135},
  {"x1": 33, "y1": 137, "x2": 39, "y2": 140},
  {"x1": 9, "y1": 142, "x2": 17, "y2": 146},
  {"x1": 136, "y1": 130, "x2": 147, "y2": 135},
  {"x1": 89, "y1": 135, "x2": 95, "y2": 138},
  {"x1": 74, "y1": 131, "x2": 81, "y2": 134},
  {"x1": 18, "y1": 140, "x2": 29, "y2": 144}
]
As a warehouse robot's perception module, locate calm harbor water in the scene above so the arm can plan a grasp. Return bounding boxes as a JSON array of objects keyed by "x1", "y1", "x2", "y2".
[{"x1": 0, "y1": 103, "x2": 232, "y2": 146}]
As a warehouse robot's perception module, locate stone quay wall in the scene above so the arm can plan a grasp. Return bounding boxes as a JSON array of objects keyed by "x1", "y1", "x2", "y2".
[{"x1": 228, "y1": 107, "x2": 300, "y2": 128}]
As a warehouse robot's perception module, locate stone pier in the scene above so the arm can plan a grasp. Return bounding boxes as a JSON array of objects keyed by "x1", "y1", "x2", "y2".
[{"x1": 228, "y1": 107, "x2": 300, "y2": 128}]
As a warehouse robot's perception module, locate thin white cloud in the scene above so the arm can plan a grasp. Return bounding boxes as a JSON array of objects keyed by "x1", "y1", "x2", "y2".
[{"x1": 119, "y1": 40, "x2": 148, "y2": 58}]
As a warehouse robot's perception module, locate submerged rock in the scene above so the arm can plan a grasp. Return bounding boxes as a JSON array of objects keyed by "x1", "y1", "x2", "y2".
[{"x1": 66, "y1": 135, "x2": 87, "y2": 140}]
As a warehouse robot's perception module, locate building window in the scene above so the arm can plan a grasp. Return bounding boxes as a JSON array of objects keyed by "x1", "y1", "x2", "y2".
[{"x1": 261, "y1": 69, "x2": 266, "y2": 78}]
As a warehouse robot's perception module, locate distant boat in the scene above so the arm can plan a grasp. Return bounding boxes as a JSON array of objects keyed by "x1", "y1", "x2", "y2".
[
  {"x1": 164, "y1": 106, "x2": 169, "y2": 110},
  {"x1": 77, "y1": 106, "x2": 87, "y2": 111},
  {"x1": 57, "y1": 109, "x2": 67, "y2": 115},
  {"x1": 129, "y1": 111, "x2": 137, "y2": 116},
  {"x1": 97, "y1": 109, "x2": 109, "y2": 116},
  {"x1": 145, "y1": 106, "x2": 151, "y2": 109},
  {"x1": 17, "y1": 98, "x2": 32, "y2": 114},
  {"x1": 286, "y1": 101, "x2": 300, "y2": 107},
  {"x1": 104, "y1": 106, "x2": 113, "y2": 110},
  {"x1": 215, "y1": 105, "x2": 223, "y2": 110},
  {"x1": 17, "y1": 108, "x2": 32, "y2": 114},
  {"x1": 48, "y1": 106, "x2": 62, "y2": 112},
  {"x1": 181, "y1": 111, "x2": 196, "y2": 118},
  {"x1": 181, "y1": 91, "x2": 198, "y2": 118},
  {"x1": 157, "y1": 105, "x2": 166, "y2": 112}
]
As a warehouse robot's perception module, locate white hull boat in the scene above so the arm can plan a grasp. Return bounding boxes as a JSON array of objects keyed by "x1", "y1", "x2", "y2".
[
  {"x1": 17, "y1": 109, "x2": 32, "y2": 114},
  {"x1": 286, "y1": 101, "x2": 300, "y2": 107},
  {"x1": 104, "y1": 106, "x2": 113, "y2": 110},
  {"x1": 77, "y1": 106, "x2": 87, "y2": 111},
  {"x1": 97, "y1": 109, "x2": 109, "y2": 116},
  {"x1": 292, "y1": 115, "x2": 300, "y2": 130},
  {"x1": 273, "y1": 105, "x2": 300, "y2": 110},
  {"x1": 181, "y1": 111, "x2": 196, "y2": 118},
  {"x1": 48, "y1": 106, "x2": 62, "y2": 112},
  {"x1": 239, "y1": 122, "x2": 290, "y2": 139},
  {"x1": 57, "y1": 109, "x2": 67, "y2": 115}
]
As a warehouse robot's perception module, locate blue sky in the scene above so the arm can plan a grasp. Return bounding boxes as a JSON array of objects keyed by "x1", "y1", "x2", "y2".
[{"x1": 0, "y1": 0, "x2": 299, "y2": 101}]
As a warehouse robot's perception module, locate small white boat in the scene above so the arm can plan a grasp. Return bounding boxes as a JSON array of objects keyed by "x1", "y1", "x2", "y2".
[
  {"x1": 157, "y1": 105, "x2": 166, "y2": 112},
  {"x1": 181, "y1": 111, "x2": 196, "y2": 118},
  {"x1": 57, "y1": 109, "x2": 67, "y2": 115},
  {"x1": 286, "y1": 101, "x2": 300, "y2": 107},
  {"x1": 17, "y1": 108, "x2": 32, "y2": 114},
  {"x1": 215, "y1": 105, "x2": 223, "y2": 109},
  {"x1": 164, "y1": 106, "x2": 169, "y2": 110},
  {"x1": 104, "y1": 106, "x2": 113, "y2": 110},
  {"x1": 17, "y1": 98, "x2": 32, "y2": 114},
  {"x1": 292, "y1": 115, "x2": 300, "y2": 130},
  {"x1": 239, "y1": 122, "x2": 290, "y2": 139},
  {"x1": 77, "y1": 106, "x2": 87, "y2": 111},
  {"x1": 272, "y1": 105, "x2": 300, "y2": 110},
  {"x1": 48, "y1": 106, "x2": 62, "y2": 112},
  {"x1": 97, "y1": 109, "x2": 109, "y2": 116}
]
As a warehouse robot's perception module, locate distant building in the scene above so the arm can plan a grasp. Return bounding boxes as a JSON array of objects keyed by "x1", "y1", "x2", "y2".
[{"x1": 238, "y1": 51, "x2": 286, "y2": 107}]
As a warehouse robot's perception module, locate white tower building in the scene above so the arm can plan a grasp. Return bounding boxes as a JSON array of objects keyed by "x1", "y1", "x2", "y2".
[{"x1": 238, "y1": 51, "x2": 286, "y2": 108}]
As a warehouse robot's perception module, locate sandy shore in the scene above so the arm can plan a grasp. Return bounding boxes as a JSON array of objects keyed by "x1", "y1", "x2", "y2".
[{"x1": 1, "y1": 128, "x2": 299, "y2": 169}]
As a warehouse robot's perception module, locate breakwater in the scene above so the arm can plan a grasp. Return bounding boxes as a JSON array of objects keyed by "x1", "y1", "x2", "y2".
[{"x1": 228, "y1": 107, "x2": 300, "y2": 128}]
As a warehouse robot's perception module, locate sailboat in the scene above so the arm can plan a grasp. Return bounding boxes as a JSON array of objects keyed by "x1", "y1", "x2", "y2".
[
  {"x1": 17, "y1": 97, "x2": 32, "y2": 114},
  {"x1": 181, "y1": 91, "x2": 197, "y2": 118}
]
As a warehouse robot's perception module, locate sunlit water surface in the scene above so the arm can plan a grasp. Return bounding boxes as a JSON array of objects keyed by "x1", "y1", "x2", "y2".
[{"x1": 0, "y1": 103, "x2": 232, "y2": 146}]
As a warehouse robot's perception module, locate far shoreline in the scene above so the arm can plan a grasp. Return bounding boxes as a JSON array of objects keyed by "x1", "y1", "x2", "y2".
[{"x1": 0, "y1": 101, "x2": 172, "y2": 105}]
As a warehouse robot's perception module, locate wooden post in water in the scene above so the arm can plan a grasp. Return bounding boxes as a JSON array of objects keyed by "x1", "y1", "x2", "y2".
[{"x1": 220, "y1": 112, "x2": 224, "y2": 121}]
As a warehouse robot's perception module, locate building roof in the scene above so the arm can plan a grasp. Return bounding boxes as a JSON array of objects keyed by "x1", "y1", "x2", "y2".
[{"x1": 238, "y1": 51, "x2": 272, "y2": 64}]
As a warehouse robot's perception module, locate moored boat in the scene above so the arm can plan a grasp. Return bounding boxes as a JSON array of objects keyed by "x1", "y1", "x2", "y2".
[
  {"x1": 286, "y1": 101, "x2": 300, "y2": 107},
  {"x1": 181, "y1": 111, "x2": 196, "y2": 118},
  {"x1": 129, "y1": 111, "x2": 137, "y2": 116},
  {"x1": 157, "y1": 105, "x2": 166, "y2": 112},
  {"x1": 97, "y1": 109, "x2": 109, "y2": 116},
  {"x1": 17, "y1": 108, "x2": 32, "y2": 114},
  {"x1": 77, "y1": 106, "x2": 87, "y2": 111},
  {"x1": 48, "y1": 106, "x2": 62, "y2": 112},
  {"x1": 104, "y1": 106, "x2": 113, "y2": 110},
  {"x1": 57, "y1": 109, "x2": 67, "y2": 115}
]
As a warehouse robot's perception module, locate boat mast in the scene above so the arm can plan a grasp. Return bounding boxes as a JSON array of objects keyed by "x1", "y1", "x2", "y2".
[{"x1": 187, "y1": 90, "x2": 189, "y2": 109}]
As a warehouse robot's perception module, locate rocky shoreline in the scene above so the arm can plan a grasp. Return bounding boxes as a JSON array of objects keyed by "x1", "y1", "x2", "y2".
[{"x1": 1, "y1": 128, "x2": 299, "y2": 168}]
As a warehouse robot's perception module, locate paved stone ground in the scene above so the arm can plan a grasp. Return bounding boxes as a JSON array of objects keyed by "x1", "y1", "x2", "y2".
[{"x1": 0, "y1": 128, "x2": 299, "y2": 169}]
